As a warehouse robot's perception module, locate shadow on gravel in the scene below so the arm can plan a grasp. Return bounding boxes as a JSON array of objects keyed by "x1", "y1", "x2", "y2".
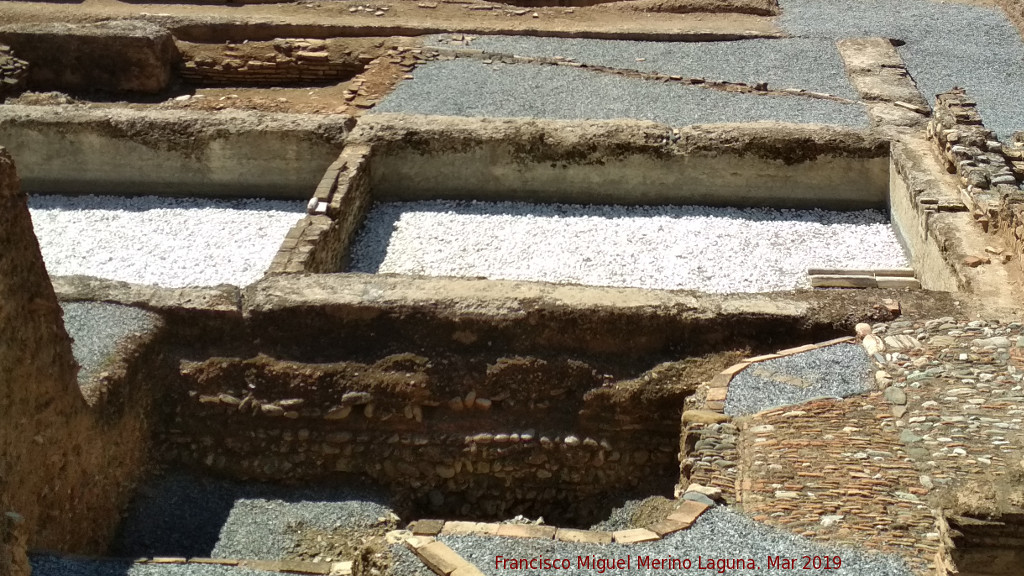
[{"x1": 109, "y1": 472, "x2": 399, "y2": 559}]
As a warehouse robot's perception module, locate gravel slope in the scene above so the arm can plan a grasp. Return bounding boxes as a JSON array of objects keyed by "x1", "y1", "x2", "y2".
[
  {"x1": 442, "y1": 506, "x2": 913, "y2": 576},
  {"x1": 427, "y1": 35, "x2": 858, "y2": 98},
  {"x1": 780, "y1": 0, "x2": 1024, "y2": 140},
  {"x1": 29, "y1": 195, "x2": 304, "y2": 288},
  {"x1": 60, "y1": 302, "x2": 160, "y2": 386},
  {"x1": 348, "y1": 201, "x2": 908, "y2": 293},
  {"x1": 113, "y1": 474, "x2": 397, "y2": 560},
  {"x1": 725, "y1": 343, "x2": 874, "y2": 416},
  {"x1": 373, "y1": 59, "x2": 868, "y2": 127}
]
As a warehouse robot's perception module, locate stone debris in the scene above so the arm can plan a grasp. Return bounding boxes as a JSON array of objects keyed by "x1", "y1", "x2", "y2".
[{"x1": 0, "y1": 44, "x2": 28, "y2": 101}]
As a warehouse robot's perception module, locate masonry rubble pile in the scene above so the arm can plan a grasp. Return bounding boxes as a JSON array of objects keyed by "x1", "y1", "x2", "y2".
[
  {"x1": 0, "y1": 44, "x2": 27, "y2": 100},
  {"x1": 180, "y1": 39, "x2": 372, "y2": 86},
  {"x1": 159, "y1": 363, "x2": 681, "y2": 522},
  {"x1": 679, "y1": 418, "x2": 739, "y2": 504},
  {"x1": 927, "y1": 88, "x2": 1024, "y2": 270}
]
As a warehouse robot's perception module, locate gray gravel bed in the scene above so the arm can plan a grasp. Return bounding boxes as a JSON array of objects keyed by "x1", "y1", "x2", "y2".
[
  {"x1": 30, "y1": 555, "x2": 281, "y2": 576},
  {"x1": 390, "y1": 544, "x2": 437, "y2": 576},
  {"x1": 725, "y1": 343, "x2": 873, "y2": 416},
  {"x1": 427, "y1": 35, "x2": 858, "y2": 98},
  {"x1": 28, "y1": 195, "x2": 305, "y2": 288},
  {"x1": 373, "y1": 59, "x2": 868, "y2": 127},
  {"x1": 780, "y1": 0, "x2": 1024, "y2": 140},
  {"x1": 348, "y1": 201, "x2": 907, "y2": 293},
  {"x1": 60, "y1": 302, "x2": 159, "y2": 385},
  {"x1": 113, "y1": 474, "x2": 397, "y2": 560},
  {"x1": 587, "y1": 496, "x2": 648, "y2": 532},
  {"x1": 443, "y1": 506, "x2": 912, "y2": 576}
]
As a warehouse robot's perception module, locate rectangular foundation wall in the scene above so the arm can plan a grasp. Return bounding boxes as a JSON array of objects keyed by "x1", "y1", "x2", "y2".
[
  {"x1": 0, "y1": 106, "x2": 352, "y2": 198},
  {"x1": 370, "y1": 144, "x2": 891, "y2": 210},
  {"x1": 356, "y1": 115, "x2": 892, "y2": 210}
]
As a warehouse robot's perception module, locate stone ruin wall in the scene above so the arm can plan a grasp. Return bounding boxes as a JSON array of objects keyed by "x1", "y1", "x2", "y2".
[
  {"x1": 155, "y1": 355, "x2": 687, "y2": 524},
  {"x1": 927, "y1": 88, "x2": 1024, "y2": 270},
  {"x1": 0, "y1": 147, "x2": 151, "y2": 569},
  {"x1": 0, "y1": 44, "x2": 28, "y2": 102},
  {"x1": 178, "y1": 39, "x2": 371, "y2": 86}
]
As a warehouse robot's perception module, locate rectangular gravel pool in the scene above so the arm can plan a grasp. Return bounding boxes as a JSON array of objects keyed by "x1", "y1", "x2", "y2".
[
  {"x1": 347, "y1": 200, "x2": 910, "y2": 293},
  {"x1": 29, "y1": 195, "x2": 305, "y2": 288}
]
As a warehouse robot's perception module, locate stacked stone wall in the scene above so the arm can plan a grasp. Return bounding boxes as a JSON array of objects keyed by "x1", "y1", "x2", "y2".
[
  {"x1": 156, "y1": 355, "x2": 687, "y2": 524},
  {"x1": 178, "y1": 39, "x2": 370, "y2": 87},
  {"x1": 927, "y1": 89, "x2": 1024, "y2": 271},
  {"x1": 0, "y1": 44, "x2": 28, "y2": 101},
  {"x1": 268, "y1": 144, "x2": 371, "y2": 274}
]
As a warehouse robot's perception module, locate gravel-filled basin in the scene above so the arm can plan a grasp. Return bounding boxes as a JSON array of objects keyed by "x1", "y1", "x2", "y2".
[
  {"x1": 29, "y1": 195, "x2": 304, "y2": 288},
  {"x1": 348, "y1": 200, "x2": 909, "y2": 293}
]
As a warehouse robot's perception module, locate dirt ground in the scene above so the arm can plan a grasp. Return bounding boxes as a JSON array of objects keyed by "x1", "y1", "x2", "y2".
[
  {"x1": 0, "y1": 0, "x2": 781, "y2": 39},
  {"x1": 289, "y1": 522, "x2": 396, "y2": 565}
]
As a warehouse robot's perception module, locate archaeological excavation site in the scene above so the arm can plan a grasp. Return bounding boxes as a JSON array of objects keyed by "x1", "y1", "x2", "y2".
[{"x1": 2, "y1": 0, "x2": 1024, "y2": 575}]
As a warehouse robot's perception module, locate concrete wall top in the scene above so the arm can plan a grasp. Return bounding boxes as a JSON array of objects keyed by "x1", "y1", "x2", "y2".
[
  {"x1": 356, "y1": 114, "x2": 891, "y2": 209},
  {"x1": 0, "y1": 105, "x2": 353, "y2": 198}
]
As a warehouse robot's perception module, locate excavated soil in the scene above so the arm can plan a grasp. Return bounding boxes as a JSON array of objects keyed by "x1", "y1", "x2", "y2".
[
  {"x1": 0, "y1": 0, "x2": 781, "y2": 32},
  {"x1": 176, "y1": 348, "x2": 746, "y2": 428}
]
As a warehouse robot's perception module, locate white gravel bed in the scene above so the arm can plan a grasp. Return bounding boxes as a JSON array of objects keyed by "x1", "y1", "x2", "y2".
[
  {"x1": 725, "y1": 343, "x2": 874, "y2": 416},
  {"x1": 28, "y1": 195, "x2": 305, "y2": 288},
  {"x1": 348, "y1": 201, "x2": 909, "y2": 293},
  {"x1": 442, "y1": 506, "x2": 913, "y2": 576},
  {"x1": 373, "y1": 59, "x2": 869, "y2": 127}
]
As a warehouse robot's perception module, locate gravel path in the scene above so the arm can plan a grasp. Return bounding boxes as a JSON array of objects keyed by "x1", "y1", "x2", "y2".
[
  {"x1": 725, "y1": 343, "x2": 874, "y2": 416},
  {"x1": 60, "y1": 302, "x2": 160, "y2": 385},
  {"x1": 442, "y1": 506, "x2": 912, "y2": 576},
  {"x1": 113, "y1": 474, "x2": 397, "y2": 560},
  {"x1": 29, "y1": 195, "x2": 304, "y2": 288},
  {"x1": 427, "y1": 35, "x2": 858, "y2": 98},
  {"x1": 348, "y1": 201, "x2": 908, "y2": 293},
  {"x1": 373, "y1": 59, "x2": 868, "y2": 127},
  {"x1": 780, "y1": 0, "x2": 1024, "y2": 140},
  {"x1": 30, "y1": 556, "x2": 281, "y2": 576}
]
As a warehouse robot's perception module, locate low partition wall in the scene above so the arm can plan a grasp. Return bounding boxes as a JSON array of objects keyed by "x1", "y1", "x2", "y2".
[
  {"x1": 0, "y1": 106, "x2": 353, "y2": 197},
  {"x1": 162, "y1": 351, "x2": 686, "y2": 524},
  {"x1": 270, "y1": 115, "x2": 968, "y2": 294},
  {"x1": 359, "y1": 115, "x2": 891, "y2": 209}
]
